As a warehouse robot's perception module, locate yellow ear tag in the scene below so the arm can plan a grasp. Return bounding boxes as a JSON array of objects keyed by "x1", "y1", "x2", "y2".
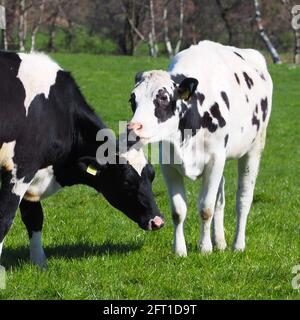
[
  {"x1": 86, "y1": 166, "x2": 97, "y2": 176},
  {"x1": 181, "y1": 90, "x2": 190, "y2": 101}
]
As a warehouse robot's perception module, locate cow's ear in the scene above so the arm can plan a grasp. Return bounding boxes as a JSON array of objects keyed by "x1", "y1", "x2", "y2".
[
  {"x1": 135, "y1": 71, "x2": 144, "y2": 84},
  {"x1": 177, "y1": 78, "x2": 199, "y2": 101},
  {"x1": 78, "y1": 157, "x2": 103, "y2": 176}
]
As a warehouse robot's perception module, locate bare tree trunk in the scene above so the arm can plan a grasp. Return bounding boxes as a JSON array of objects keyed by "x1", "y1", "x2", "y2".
[
  {"x1": 18, "y1": 0, "x2": 26, "y2": 52},
  {"x1": 163, "y1": 0, "x2": 185, "y2": 58},
  {"x1": 192, "y1": 24, "x2": 198, "y2": 45},
  {"x1": 48, "y1": 10, "x2": 58, "y2": 52},
  {"x1": 254, "y1": 0, "x2": 281, "y2": 64},
  {"x1": 149, "y1": 0, "x2": 158, "y2": 57},
  {"x1": 282, "y1": 0, "x2": 300, "y2": 64},
  {"x1": 293, "y1": 22, "x2": 300, "y2": 64},
  {"x1": 163, "y1": 5, "x2": 173, "y2": 58},
  {"x1": 216, "y1": 0, "x2": 233, "y2": 45},
  {"x1": 0, "y1": 0, "x2": 7, "y2": 50},
  {"x1": 175, "y1": 0, "x2": 184, "y2": 54},
  {"x1": 30, "y1": 0, "x2": 45, "y2": 52}
]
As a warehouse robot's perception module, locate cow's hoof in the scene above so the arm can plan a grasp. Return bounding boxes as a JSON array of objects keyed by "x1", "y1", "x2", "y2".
[
  {"x1": 215, "y1": 240, "x2": 227, "y2": 251},
  {"x1": 31, "y1": 254, "x2": 48, "y2": 270},
  {"x1": 174, "y1": 249, "x2": 187, "y2": 257},
  {"x1": 233, "y1": 242, "x2": 245, "y2": 252},
  {"x1": 173, "y1": 244, "x2": 187, "y2": 257},
  {"x1": 199, "y1": 243, "x2": 213, "y2": 254}
]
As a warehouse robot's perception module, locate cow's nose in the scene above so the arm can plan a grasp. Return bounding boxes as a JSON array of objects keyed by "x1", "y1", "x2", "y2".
[
  {"x1": 127, "y1": 122, "x2": 143, "y2": 132},
  {"x1": 149, "y1": 216, "x2": 165, "y2": 231}
]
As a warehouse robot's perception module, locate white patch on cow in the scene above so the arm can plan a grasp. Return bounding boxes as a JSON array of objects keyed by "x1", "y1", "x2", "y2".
[
  {"x1": 30, "y1": 231, "x2": 48, "y2": 269},
  {"x1": 17, "y1": 53, "x2": 62, "y2": 115},
  {"x1": 24, "y1": 166, "x2": 62, "y2": 202},
  {"x1": 8, "y1": 167, "x2": 33, "y2": 200},
  {"x1": 0, "y1": 141, "x2": 16, "y2": 171},
  {"x1": 121, "y1": 148, "x2": 147, "y2": 176}
]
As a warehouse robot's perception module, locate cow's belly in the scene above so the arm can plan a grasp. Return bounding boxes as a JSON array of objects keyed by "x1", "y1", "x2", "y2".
[{"x1": 24, "y1": 166, "x2": 62, "y2": 202}]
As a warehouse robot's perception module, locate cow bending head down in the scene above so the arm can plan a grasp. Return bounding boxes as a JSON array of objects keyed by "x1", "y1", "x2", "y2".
[
  {"x1": 128, "y1": 71, "x2": 198, "y2": 143},
  {"x1": 77, "y1": 149, "x2": 164, "y2": 231},
  {"x1": 0, "y1": 51, "x2": 165, "y2": 269}
]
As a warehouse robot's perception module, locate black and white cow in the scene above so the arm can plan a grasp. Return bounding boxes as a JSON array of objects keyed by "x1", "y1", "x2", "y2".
[
  {"x1": 127, "y1": 41, "x2": 273, "y2": 255},
  {"x1": 0, "y1": 51, "x2": 164, "y2": 268}
]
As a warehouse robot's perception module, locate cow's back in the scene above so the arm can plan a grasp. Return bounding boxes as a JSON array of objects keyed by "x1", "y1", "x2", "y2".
[
  {"x1": 0, "y1": 52, "x2": 75, "y2": 169},
  {"x1": 168, "y1": 40, "x2": 273, "y2": 159}
]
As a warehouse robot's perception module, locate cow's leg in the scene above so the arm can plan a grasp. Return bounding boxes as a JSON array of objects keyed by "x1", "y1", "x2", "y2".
[
  {"x1": 233, "y1": 133, "x2": 265, "y2": 251},
  {"x1": 161, "y1": 165, "x2": 187, "y2": 257},
  {"x1": 19, "y1": 200, "x2": 48, "y2": 269},
  {"x1": 198, "y1": 155, "x2": 225, "y2": 253},
  {"x1": 0, "y1": 170, "x2": 33, "y2": 262},
  {"x1": 212, "y1": 176, "x2": 227, "y2": 250}
]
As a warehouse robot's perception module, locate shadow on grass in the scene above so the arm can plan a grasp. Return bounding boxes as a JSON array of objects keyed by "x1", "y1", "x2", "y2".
[{"x1": 2, "y1": 241, "x2": 143, "y2": 269}]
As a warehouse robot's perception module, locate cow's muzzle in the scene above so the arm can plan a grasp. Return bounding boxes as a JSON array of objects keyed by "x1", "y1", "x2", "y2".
[{"x1": 139, "y1": 216, "x2": 165, "y2": 231}]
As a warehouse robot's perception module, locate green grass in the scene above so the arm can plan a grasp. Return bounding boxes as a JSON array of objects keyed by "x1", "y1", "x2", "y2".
[{"x1": 0, "y1": 54, "x2": 300, "y2": 300}]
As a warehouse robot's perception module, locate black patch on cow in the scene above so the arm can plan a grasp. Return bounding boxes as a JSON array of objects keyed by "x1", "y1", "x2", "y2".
[
  {"x1": 224, "y1": 134, "x2": 229, "y2": 147},
  {"x1": 261, "y1": 97, "x2": 268, "y2": 121},
  {"x1": 221, "y1": 91, "x2": 230, "y2": 110},
  {"x1": 19, "y1": 200, "x2": 44, "y2": 238},
  {"x1": 129, "y1": 93, "x2": 137, "y2": 112},
  {"x1": 255, "y1": 104, "x2": 258, "y2": 113},
  {"x1": 234, "y1": 73, "x2": 240, "y2": 85},
  {"x1": 210, "y1": 103, "x2": 226, "y2": 128},
  {"x1": 178, "y1": 101, "x2": 219, "y2": 141},
  {"x1": 243, "y1": 72, "x2": 254, "y2": 89},
  {"x1": 246, "y1": 95, "x2": 249, "y2": 103},
  {"x1": 179, "y1": 101, "x2": 188, "y2": 116},
  {"x1": 202, "y1": 112, "x2": 218, "y2": 133},
  {"x1": 260, "y1": 73, "x2": 266, "y2": 81},
  {"x1": 252, "y1": 113, "x2": 260, "y2": 131},
  {"x1": 178, "y1": 100, "x2": 202, "y2": 140},
  {"x1": 234, "y1": 51, "x2": 245, "y2": 60},
  {"x1": 0, "y1": 51, "x2": 26, "y2": 143},
  {"x1": 153, "y1": 88, "x2": 175, "y2": 123},
  {"x1": 0, "y1": 169, "x2": 21, "y2": 242},
  {"x1": 171, "y1": 73, "x2": 186, "y2": 84},
  {"x1": 197, "y1": 92, "x2": 205, "y2": 106}
]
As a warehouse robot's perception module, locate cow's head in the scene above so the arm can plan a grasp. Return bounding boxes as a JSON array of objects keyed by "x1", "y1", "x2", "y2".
[
  {"x1": 128, "y1": 70, "x2": 198, "y2": 144},
  {"x1": 78, "y1": 147, "x2": 164, "y2": 231}
]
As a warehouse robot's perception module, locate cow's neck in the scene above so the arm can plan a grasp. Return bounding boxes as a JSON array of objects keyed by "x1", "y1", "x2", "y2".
[{"x1": 54, "y1": 98, "x2": 108, "y2": 187}]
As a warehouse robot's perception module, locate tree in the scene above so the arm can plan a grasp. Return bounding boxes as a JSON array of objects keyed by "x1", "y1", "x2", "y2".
[
  {"x1": 120, "y1": 0, "x2": 147, "y2": 55},
  {"x1": 30, "y1": 0, "x2": 45, "y2": 52},
  {"x1": 281, "y1": 0, "x2": 300, "y2": 64},
  {"x1": 18, "y1": 0, "x2": 27, "y2": 51},
  {"x1": 215, "y1": 0, "x2": 241, "y2": 45},
  {"x1": 163, "y1": 0, "x2": 185, "y2": 58},
  {"x1": 253, "y1": 0, "x2": 281, "y2": 64},
  {"x1": 148, "y1": 0, "x2": 158, "y2": 57},
  {"x1": 0, "y1": 0, "x2": 7, "y2": 50}
]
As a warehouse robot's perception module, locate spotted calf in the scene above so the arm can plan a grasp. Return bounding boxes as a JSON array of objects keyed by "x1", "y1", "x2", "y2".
[{"x1": 127, "y1": 40, "x2": 273, "y2": 255}]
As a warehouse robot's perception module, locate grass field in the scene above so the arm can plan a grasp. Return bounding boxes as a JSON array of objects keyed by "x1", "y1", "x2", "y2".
[{"x1": 0, "y1": 54, "x2": 299, "y2": 300}]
